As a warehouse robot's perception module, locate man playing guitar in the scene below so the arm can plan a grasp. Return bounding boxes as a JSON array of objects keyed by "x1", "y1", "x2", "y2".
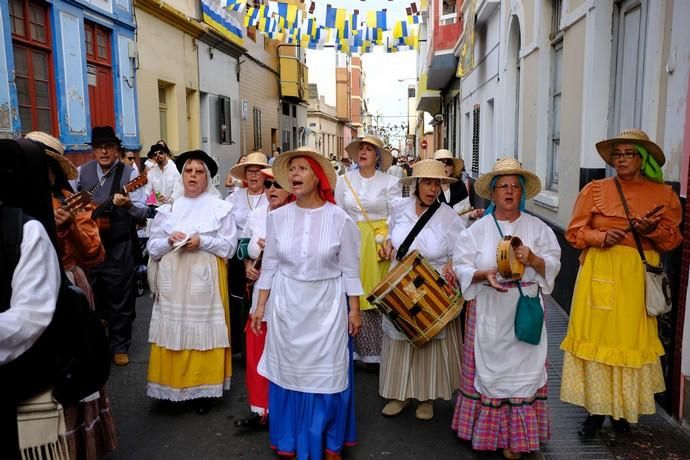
[{"x1": 75, "y1": 126, "x2": 148, "y2": 367}]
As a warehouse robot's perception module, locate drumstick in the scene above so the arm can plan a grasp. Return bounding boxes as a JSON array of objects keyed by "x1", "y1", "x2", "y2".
[{"x1": 457, "y1": 207, "x2": 475, "y2": 216}]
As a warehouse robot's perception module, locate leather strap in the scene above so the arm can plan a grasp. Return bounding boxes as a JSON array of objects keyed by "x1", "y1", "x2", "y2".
[
  {"x1": 613, "y1": 177, "x2": 648, "y2": 265},
  {"x1": 396, "y1": 200, "x2": 440, "y2": 261}
]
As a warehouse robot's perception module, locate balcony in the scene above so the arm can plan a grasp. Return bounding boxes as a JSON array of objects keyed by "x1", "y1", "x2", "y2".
[
  {"x1": 427, "y1": 0, "x2": 462, "y2": 90},
  {"x1": 416, "y1": 72, "x2": 441, "y2": 115},
  {"x1": 278, "y1": 45, "x2": 309, "y2": 102}
]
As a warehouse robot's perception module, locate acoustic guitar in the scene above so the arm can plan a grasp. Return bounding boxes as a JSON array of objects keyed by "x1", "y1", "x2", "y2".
[{"x1": 91, "y1": 174, "x2": 148, "y2": 232}]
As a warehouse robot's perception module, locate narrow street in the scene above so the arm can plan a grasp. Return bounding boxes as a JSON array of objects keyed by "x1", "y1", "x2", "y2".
[{"x1": 103, "y1": 294, "x2": 690, "y2": 459}]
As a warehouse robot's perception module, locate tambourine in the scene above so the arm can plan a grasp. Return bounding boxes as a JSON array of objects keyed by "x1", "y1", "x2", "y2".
[{"x1": 496, "y1": 235, "x2": 525, "y2": 281}]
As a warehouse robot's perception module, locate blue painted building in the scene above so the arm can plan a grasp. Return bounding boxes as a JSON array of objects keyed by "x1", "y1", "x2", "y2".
[{"x1": 0, "y1": 0, "x2": 139, "y2": 154}]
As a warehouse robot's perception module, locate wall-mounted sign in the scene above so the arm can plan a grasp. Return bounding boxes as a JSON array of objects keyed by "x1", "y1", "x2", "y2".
[{"x1": 87, "y1": 64, "x2": 97, "y2": 86}]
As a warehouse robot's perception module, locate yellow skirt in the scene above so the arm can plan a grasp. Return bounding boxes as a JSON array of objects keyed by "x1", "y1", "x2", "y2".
[
  {"x1": 358, "y1": 220, "x2": 391, "y2": 311},
  {"x1": 560, "y1": 246, "x2": 666, "y2": 421},
  {"x1": 147, "y1": 258, "x2": 232, "y2": 401}
]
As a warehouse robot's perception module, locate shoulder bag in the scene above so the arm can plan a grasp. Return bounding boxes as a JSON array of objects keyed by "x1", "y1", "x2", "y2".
[{"x1": 613, "y1": 178, "x2": 671, "y2": 316}]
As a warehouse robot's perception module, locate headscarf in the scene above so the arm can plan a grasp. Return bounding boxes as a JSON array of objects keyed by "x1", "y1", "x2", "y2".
[
  {"x1": 352, "y1": 145, "x2": 382, "y2": 171},
  {"x1": 171, "y1": 159, "x2": 220, "y2": 202},
  {"x1": 302, "y1": 156, "x2": 335, "y2": 204},
  {"x1": 634, "y1": 145, "x2": 664, "y2": 183},
  {"x1": 485, "y1": 175, "x2": 526, "y2": 215}
]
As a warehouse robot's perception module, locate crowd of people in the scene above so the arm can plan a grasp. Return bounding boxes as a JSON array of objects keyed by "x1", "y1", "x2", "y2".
[{"x1": 0, "y1": 126, "x2": 682, "y2": 460}]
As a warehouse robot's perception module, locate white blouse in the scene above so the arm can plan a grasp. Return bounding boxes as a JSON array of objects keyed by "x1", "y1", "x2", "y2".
[
  {"x1": 148, "y1": 193, "x2": 238, "y2": 260},
  {"x1": 0, "y1": 221, "x2": 60, "y2": 365},
  {"x1": 335, "y1": 170, "x2": 401, "y2": 222},
  {"x1": 389, "y1": 198, "x2": 465, "y2": 273},
  {"x1": 245, "y1": 204, "x2": 270, "y2": 260},
  {"x1": 256, "y1": 202, "x2": 364, "y2": 296},
  {"x1": 225, "y1": 188, "x2": 269, "y2": 237}
]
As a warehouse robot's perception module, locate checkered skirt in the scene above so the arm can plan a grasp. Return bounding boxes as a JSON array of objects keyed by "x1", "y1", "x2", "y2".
[{"x1": 451, "y1": 300, "x2": 550, "y2": 453}]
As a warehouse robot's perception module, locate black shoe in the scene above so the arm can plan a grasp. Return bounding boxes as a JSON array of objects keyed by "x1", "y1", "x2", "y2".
[
  {"x1": 234, "y1": 412, "x2": 268, "y2": 431},
  {"x1": 611, "y1": 417, "x2": 630, "y2": 433},
  {"x1": 578, "y1": 414, "x2": 605, "y2": 437},
  {"x1": 193, "y1": 398, "x2": 212, "y2": 415}
]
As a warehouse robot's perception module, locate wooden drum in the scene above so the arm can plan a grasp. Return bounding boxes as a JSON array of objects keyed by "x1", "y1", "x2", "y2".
[
  {"x1": 496, "y1": 235, "x2": 525, "y2": 281},
  {"x1": 367, "y1": 250, "x2": 463, "y2": 348}
]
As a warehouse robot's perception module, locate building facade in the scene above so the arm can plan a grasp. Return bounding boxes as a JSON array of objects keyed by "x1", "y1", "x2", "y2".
[
  {"x1": 1, "y1": 0, "x2": 139, "y2": 162},
  {"x1": 306, "y1": 83, "x2": 340, "y2": 158}
]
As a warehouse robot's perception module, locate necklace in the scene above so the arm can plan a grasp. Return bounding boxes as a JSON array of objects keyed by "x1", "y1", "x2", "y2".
[{"x1": 247, "y1": 191, "x2": 263, "y2": 210}]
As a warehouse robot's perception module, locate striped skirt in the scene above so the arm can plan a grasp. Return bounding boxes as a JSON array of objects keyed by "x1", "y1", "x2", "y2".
[
  {"x1": 452, "y1": 300, "x2": 549, "y2": 453},
  {"x1": 379, "y1": 317, "x2": 462, "y2": 401},
  {"x1": 64, "y1": 266, "x2": 118, "y2": 459}
]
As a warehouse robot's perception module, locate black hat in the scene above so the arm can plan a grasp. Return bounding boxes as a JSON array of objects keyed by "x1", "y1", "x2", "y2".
[
  {"x1": 89, "y1": 126, "x2": 121, "y2": 145},
  {"x1": 147, "y1": 143, "x2": 166, "y2": 158},
  {"x1": 174, "y1": 150, "x2": 218, "y2": 178}
]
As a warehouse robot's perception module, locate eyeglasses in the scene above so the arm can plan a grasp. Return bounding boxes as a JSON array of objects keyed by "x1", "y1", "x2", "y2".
[
  {"x1": 95, "y1": 143, "x2": 118, "y2": 151},
  {"x1": 610, "y1": 151, "x2": 640, "y2": 160},
  {"x1": 125, "y1": 156, "x2": 136, "y2": 162},
  {"x1": 440, "y1": 159, "x2": 454, "y2": 166},
  {"x1": 245, "y1": 168, "x2": 262, "y2": 176},
  {"x1": 263, "y1": 180, "x2": 282, "y2": 189},
  {"x1": 494, "y1": 183, "x2": 522, "y2": 192}
]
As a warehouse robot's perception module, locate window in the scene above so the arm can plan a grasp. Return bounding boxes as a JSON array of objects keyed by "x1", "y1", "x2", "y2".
[
  {"x1": 408, "y1": 87, "x2": 416, "y2": 98},
  {"x1": 547, "y1": 0, "x2": 563, "y2": 191},
  {"x1": 158, "y1": 84, "x2": 168, "y2": 141},
  {"x1": 253, "y1": 107, "x2": 262, "y2": 150},
  {"x1": 471, "y1": 105, "x2": 480, "y2": 176},
  {"x1": 219, "y1": 96, "x2": 232, "y2": 144},
  {"x1": 10, "y1": 0, "x2": 56, "y2": 134}
]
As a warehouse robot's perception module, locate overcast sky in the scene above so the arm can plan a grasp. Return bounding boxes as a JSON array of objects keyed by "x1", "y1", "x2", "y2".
[{"x1": 307, "y1": 0, "x2": 417, "y2": 128}]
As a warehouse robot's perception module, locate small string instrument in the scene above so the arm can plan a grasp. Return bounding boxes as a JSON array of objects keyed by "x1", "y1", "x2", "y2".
[
  {"x1": 59, "y1": 191, "x2": 93, "y2": 215},
  {"x1": 496, "y1": 235, "x2": 525, "y2": 281},
  {"x1": 91, "y1": 174, "x2": 148, "y2": 231}
]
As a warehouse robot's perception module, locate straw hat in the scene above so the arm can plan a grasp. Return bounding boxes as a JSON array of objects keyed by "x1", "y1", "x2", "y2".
[
  {"x1": 432, "y1": 149, "x2": 464, "y2": 177},
  {"x1": 24, "y1": 131, "x2": 78, "y2": 180},
  {"x1": 230, "y1": 151, "x2": 270, "y2": 180},
  {"x1": 174, "y1": 149, "x2": 219, "y2": 178},
  {"x1": 260, "y1": 167, "x2": 274, "y2": 179},
  {"x1": 595, "y1": 128, "x2": 665, "y2": 166},
  {"x1": 474, "y1": 158, "x2": 542, "y2": 200},
  {"x1": 345, "y1": 135, "x2": 393, "y2": 172},
  {"x1": 273, "y1": 146, "x2": 337, "y2": 193},
  {"x1": 400, "y1": 159, "x2": 458, "y2": 185}
]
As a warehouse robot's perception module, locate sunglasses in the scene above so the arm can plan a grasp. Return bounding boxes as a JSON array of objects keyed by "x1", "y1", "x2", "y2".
[
  {"x1": 440, "y1": 159, "x2": 454, "y2": 166},
  {"x1": 263, "y1": 180, "x2": 282, "y2": 190},
  {"x1": 125, "y1": 156, "x2": 136, "y2": 161}
]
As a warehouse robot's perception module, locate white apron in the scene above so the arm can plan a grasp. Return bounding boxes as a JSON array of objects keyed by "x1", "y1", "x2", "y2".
[
  {"x1": 258, "y1": 271, "x2": 349, "y2": 394},
  {"x1": 473, "y1": 282, "x2": 548, "y2": 399}
]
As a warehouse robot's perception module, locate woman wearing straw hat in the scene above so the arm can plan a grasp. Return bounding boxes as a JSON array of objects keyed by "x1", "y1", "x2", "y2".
[
  {"x1": 377, "y1": 159, "x2": 465, "y2": 421},
  {"x1": 451, "y1": 158, "x2": 561, "y2": 459},
  {"x1": 225, "y1": 151, "x2": 270, "y2": 357},
  {"x1": 251, "y1": 147, "x2": 362, "y2": 459},
  {"x1": 335, "y1": 135, "x2": 401, "y2": 366},
  {"x1": 25, "y1": 131, "x2": 118, "y2": 459},
  {"x1": 432, "y1": 149, "x2": 484, "y2": 222},
  {"x1": 235, "y1": 168, "x2": 293, "y2": 431},
  {"x1": 560, "y1": 129, "x2": 682, "y2": 436},
  {"x1": 146, "y1": 151, "x2": 237, "y2": 415}
]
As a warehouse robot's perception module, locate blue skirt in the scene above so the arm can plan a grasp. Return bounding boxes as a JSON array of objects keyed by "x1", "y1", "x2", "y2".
[{"x1": 269, "y1": 338, "x2": 356, "y2": 458}]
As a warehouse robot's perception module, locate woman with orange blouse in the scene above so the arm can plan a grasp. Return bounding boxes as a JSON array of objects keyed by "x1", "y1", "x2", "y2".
[
  {"x1": 26, "y1": 131, "x2": 117, "y2": 459},
  {"x1": 560, "y1": 129, "x2": 682, "y2": 437}
]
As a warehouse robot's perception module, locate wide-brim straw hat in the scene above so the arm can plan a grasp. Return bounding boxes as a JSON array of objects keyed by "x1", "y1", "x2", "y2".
[
  {"x1": 400, "y1": 159, "x2": 458, "y2": 185},
  {"x1": 230, "y1": 151, "x2": 270, "y2": 180},
  {"x1": 474, "y1": 158, "x2": 542, "y2": 200},
  {"x1": 260, "y1": 167, "x2": 274, "y2": 179},
  {"x1": 174, "y1": 149, "x2": 219, "y2": 178},
  {"x1": 24, "y1": 131, "x2": 78, "y2": 180},
  {"x1": 345, "y1": 135, "x2": 393, "y2": 172},
  {"x1": 432, "y1": 149, "x2": 464, "y2": 177},
  {"x1": 273, "y1": 146, "x2": 337, "y2": 193},
  {"x1": 595, "y1": 128, "x2": 665, "y2": 166}
]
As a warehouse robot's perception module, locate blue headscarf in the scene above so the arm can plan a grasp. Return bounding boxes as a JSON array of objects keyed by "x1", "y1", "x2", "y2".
[{"x1": 485, "y1": 175, "x2": 526, "y2": 215}]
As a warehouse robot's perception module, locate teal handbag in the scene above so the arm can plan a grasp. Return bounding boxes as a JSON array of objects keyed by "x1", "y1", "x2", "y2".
[{"x1": 514, "y1": 283, "x2": 544, "y2": 345}]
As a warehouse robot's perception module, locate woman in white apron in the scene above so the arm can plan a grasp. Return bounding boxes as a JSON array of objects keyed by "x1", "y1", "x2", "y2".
[
  {"x1": 251, "y1": 147, "x2": 363, "y2": 460},
  {"x1": 452, "y1": 159, "x2": 561, "y2": 459}
]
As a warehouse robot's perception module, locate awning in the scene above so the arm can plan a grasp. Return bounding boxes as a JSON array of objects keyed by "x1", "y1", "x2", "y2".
[{"x1": 427, "y1": 51, "x2": 458, "y2": 90}]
